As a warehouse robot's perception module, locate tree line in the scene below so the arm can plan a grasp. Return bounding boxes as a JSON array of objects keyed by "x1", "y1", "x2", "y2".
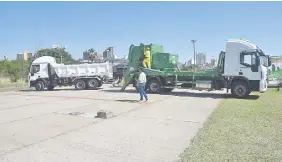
[
  {"x1": 0, "y1": 48, "x2": 74, "y2": 83},
  {"x1": 0, "y1": 47, "x2": 104, "y2": 83},
  {"x1": 0, "y1": 60, "x2": 29, "y2": 82}
]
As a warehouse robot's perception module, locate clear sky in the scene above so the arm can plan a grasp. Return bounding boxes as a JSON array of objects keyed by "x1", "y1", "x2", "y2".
[{"x1": 0, "y1": 1, "x2": 281, "y2": 62}]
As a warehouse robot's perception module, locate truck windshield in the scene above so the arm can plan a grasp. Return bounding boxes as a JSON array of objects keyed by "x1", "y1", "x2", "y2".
[
  {"x1": 255, "y1": 48, "x2": 268, "y2": 67},
  {"x1": 260, "y1": 56, "x2": 268, "y2": 67},
  {"x1": 256, "y1": 47, "x2": 266, "y2": 56},
  {"x1": 31, "y1": 64, "x2": 40, "y2": 73}
]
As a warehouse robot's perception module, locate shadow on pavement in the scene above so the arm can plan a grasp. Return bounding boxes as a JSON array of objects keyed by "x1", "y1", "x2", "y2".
[
  {"x1": 166, "y1": 91, "x2": 260, "y2": 100},
  {"x1": 101, "y1": 89, "x2": 260, "y2": 100},
  {"x1": 115, "y1": 99, "x2": 140, "y2": 103},
  {"x1": 19, "y1": 88, "x2": 103, "y2": 92},
  {"x1": 102, "y1": 89, "x2": 137, "y2": 94}
]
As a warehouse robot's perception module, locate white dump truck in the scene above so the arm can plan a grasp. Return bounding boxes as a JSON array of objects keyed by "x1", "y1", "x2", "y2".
[{"x1": 28, "y1": 56, "x2": 113, "y2": 91}]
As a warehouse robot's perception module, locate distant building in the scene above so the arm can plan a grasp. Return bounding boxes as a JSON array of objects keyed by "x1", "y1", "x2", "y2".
[
  {"x1": 187, "y1": 59, "x2": 195, "y2": 66},
  {"x1": 17, "y1": 52, "x2": 33, "y2": 61},
  {"x1": 52, "y1": 45, "x2": 65, "y2": 50},
  {"x1": 211, "y1": 57, "x2": 217, "y2": 67},
  {"x1": 0, "y1": 56, "x2": 8, "y2": 61},
  {"x1": 96, "y1": 52, "x2": 103, "y2": 61},
  {"x1": 196, "y1": 53, "x2": 206, "y2": 65},
  {"x1": 83, "y1": 52, "x2": 89, "y2": 60},
  {"x1": 103, "y1": 47, "x2": 114, "y2": 59}
]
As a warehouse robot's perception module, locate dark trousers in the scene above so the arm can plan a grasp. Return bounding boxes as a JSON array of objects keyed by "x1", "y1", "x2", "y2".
[{"x1": 138, "y1": 83, "x2": 148, "y2": 100}]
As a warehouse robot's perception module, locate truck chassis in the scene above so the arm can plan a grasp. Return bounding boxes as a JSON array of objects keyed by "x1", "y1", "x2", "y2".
[{"x1": 122, "y1": 68, "x2": 259, "y2": 99}]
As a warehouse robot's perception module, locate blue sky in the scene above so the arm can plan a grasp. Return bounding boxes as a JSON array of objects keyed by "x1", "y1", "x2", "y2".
[{"x1": 0, "y1": 1, "x2": 281, "y2": 62}]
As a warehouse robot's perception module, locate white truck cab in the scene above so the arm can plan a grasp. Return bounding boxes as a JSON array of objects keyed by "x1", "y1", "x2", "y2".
[
  {"x1": 28, "y1": 56, "x2": 56, "y2": 89},
  {"x1": 218, "y1": 39, "x2": 271, "y2": 97}
]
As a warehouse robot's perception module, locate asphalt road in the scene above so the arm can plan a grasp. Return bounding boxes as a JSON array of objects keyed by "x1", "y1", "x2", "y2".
[{"x1": 0, "y1": 85, "x2": 223, "y2": 162}]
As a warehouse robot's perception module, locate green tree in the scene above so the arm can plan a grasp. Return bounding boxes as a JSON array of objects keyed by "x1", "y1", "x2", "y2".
[
  {"x1": 32, "y1": 48, "x2": 74, "y2": 65},
  {"x1": 83, "y1": 48, "x2": 98, "y2": 63},
  {"x1": 88, "y1": 48, "x2": 96, "y2": 63},
  {"x1": 0, "y1": 60, "x2": 27, "y2": 82}
]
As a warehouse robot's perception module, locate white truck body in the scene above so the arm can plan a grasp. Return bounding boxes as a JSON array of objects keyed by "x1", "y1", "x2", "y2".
[{"x1": 28, "y1": 56, "x2": 113, "y2": 91}]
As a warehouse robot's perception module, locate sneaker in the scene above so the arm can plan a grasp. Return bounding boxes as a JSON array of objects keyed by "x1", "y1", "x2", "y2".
[{"x1": 145, "y1": 98, "x2": 148, "y2": 102}]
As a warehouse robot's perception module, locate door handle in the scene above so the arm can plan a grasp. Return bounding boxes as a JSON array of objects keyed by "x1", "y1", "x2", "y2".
[{"x1": 239, "y1": 72, "x2": 243, "y2": 75}]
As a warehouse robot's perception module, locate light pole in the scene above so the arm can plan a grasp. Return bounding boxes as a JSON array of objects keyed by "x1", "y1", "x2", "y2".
[
  {"x1": 191, "y1": 40, "x2": 197, "y2": 72},
  {"x1": 106, "y1": 49, "x2": 113, "y2": 71},
  {"x1": 21, "y1": 56, "x2": 24, "y2": 81}
]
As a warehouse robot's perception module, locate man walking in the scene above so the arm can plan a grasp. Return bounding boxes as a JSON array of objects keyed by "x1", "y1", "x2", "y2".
[{"x1": 137, "y1": 69, "x2": 148, "y2": 101}]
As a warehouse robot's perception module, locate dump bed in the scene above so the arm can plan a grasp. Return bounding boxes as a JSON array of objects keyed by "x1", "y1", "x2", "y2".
[{"x1": 52, "y1": 63, "x2": 113, "y2": 78}]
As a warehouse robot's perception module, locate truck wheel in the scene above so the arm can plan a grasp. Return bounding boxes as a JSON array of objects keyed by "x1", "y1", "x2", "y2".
[
  {"x1": 231, "y1": 81, "x2": 250, "y2": 98},
  {"x1": 87, "y1": 79, "x2": 99, "y2": 89},
  {"x1": 148, "y1": 79, "x2": 161, "y2": 94},
  {"x1": 98, "y1": 82, "x2": 103, "y2": 88},
  {"x1": 164, "y1": 88, "x2": 174, "y2": 92},
  {"x1": 35, "y1": 81, "x2": 45, "y2": 91},
  {"x1": 74, "y1": 80, "x2": 86, "y2": 90},
  {"x1": 47, "y1": 85, "x2": 55, "y2": 91}
]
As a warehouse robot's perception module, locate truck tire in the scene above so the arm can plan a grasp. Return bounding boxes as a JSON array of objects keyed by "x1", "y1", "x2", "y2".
[
  {"x1": 74, "y1": 79, "x2": 86, "y2": 90},
  {"x1": 35, "y1": 81, "x2": 45, "y2": 91},
  {"x1": 147, "y1": 79, "x2": 161, "y2": 94},
  {"x1": 47, "y1": 85, "x2": 55, "y2": 91},
  {"x1": 164, "y1": 88, "x2": 174, "y2": 92},
  {"x1": 87, "y1": 79, "x2": 99, "y2": 89},
  {"x1": 231, "y1": 81, "x2": 250, "y2": 98},
  {"x1": 98, "y1": 82, "x2": 103, "y2": 88}
]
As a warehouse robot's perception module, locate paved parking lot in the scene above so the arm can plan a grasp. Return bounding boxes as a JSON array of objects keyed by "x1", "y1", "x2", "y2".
[{"x1": 0, "y1": 85, "x2": 223, "y2": 162}]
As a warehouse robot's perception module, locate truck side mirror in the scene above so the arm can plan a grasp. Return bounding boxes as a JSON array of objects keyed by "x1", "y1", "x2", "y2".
[
  {"x1": 268, "y1": 60, "x2": 272, "y2": 67},
  {"x1": 31, "y1": 72, "x2": 34, "y2": 76},
  {"x1": 267, "y1": 56, "x2": 272, "y2": 67}
]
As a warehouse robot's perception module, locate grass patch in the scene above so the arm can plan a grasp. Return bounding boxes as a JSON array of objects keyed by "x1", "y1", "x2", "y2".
[
  {"x1": 181, "y1": 88, "x2": 282, "y2": 162},
  {"x1": 0, "y1": 81, "x2": 27, "y2": 89}
]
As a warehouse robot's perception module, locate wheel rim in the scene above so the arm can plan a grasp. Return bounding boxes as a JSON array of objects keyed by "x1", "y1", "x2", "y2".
[
  {"x1": 89, "y1": 80, "x2": 97, "y2": 87},
  {"x1": 36, "y1": 83, "x2": 42, "y2": 90},
  {"x1": 77, "y1": 82, "x2": 83, "y2": 89},
  {"x1": 234, "y1": 85, "x2": 247, "y2": 96},
  {"x1": 150, "y1": 82, "x2": 158, "y2": 92}
]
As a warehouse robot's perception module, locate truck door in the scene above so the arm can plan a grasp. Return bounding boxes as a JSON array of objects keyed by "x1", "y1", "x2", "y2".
[
  {"x1": 217, "y1": 51, "x2": 225, "y2": 74},
  {"x1": 239, "y1": 52, "x2": 260, "y2": 80}
]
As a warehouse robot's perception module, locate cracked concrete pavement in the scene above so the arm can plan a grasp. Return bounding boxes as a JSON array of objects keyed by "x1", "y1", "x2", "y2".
[{"x1": 0, "y1": 85, "x2": 223, "y2": 162}]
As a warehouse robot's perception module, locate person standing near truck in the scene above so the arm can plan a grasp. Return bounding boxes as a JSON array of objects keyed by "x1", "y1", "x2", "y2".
[
  {"x1": 137, "y1": 69, "x2": 148, "y2": 101},
  {"x1": 143, "y1": 47, "x2": 151, "y2": 69}
]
